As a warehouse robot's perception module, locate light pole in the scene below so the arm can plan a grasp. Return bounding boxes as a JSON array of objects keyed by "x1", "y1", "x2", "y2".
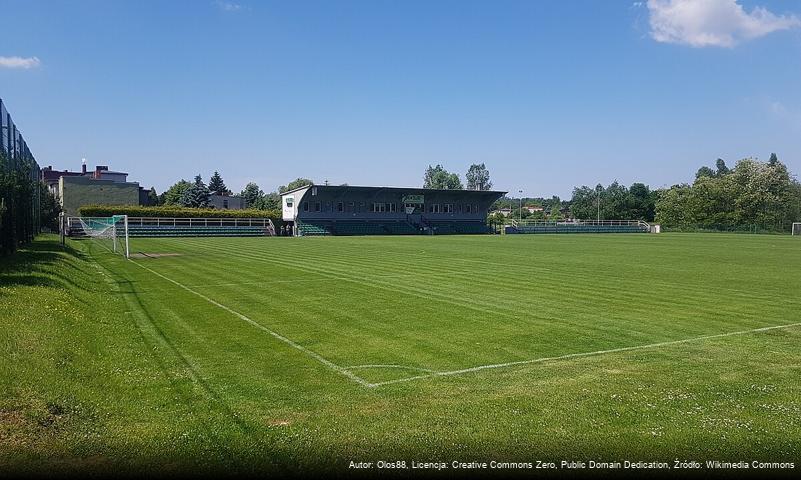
[
  {"x1": 518, "y1": 190, "x2": 523, "y2": 224},
  {"x1": 596, "y1": 185, "x2": 601, "y2": 222}
]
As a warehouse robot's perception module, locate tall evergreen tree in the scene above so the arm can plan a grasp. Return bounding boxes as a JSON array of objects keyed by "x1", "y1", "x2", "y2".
[
  {"x1": 769, "y1": 153, "x2": 779, "y2": 166},
  {"x1": 147, "y1": 187, "x2": 160, "y2": 206},
  {"x1": 181, "y1": 175, "x2": 211, "y2": 208},
  {"x1": 208, "y1": 171, "x2": 229, "y2": 195}
]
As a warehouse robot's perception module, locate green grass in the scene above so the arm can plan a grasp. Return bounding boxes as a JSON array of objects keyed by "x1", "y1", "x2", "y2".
[{"x1": 2, "y1": 233, "x2": 800, "y2": 475}]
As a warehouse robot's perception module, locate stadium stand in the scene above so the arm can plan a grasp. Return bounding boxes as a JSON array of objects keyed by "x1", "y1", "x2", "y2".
[
  {"x1": 281, "y1": 185, "x2": 504, "y2": 236},
  {"x1": 506, "y1": 221, "x2": 650, "y2": 234}
]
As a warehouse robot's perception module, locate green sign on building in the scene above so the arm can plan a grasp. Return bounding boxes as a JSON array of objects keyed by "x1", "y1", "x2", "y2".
[{"x1": 402, "y1": 194, "x2": 424, "y2": 204}]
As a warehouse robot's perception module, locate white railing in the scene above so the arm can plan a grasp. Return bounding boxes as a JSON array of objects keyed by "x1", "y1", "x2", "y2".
[
  {"x1": 512, "y1": 218, "x2": 651, "y2": 228},
  {"x1": 510, "y1": 219, "x2": 651, "y2": 230},
  {"x1": 68, "y1": 217, "x2": 276, "y2": 235}
]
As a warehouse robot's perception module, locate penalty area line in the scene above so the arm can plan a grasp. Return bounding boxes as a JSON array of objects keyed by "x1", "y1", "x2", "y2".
[
  {"x1": 127, "y1": 259, "x2": 374, "y2": 388},
  {"x1": 371, "y1": 321, "x2": 801, "y2": 388}
]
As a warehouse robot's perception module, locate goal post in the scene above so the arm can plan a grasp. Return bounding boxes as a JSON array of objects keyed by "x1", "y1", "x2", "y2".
[
  {"x1": 793, "y1": 223, "x2": 801, "y2": 236},
  {"x1": 72, "y1": 215, "x2": 130, "y2": 258}
]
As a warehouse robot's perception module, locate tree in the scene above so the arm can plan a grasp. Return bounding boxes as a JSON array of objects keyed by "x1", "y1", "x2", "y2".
[
  {"x1": 695, "y1": 166, "x2": 716, "y2": 179},
  {"x1": 180, "y1": 175, "x2": 211, "y2": 208},
  {"x1": 240, "y1": 182, "x2": 264, "y2": 208},
  {"x1": 423, "y1": 165, "x2": 463, "y2": 190},
  {"x1": 39, "y1": 183, "x2": 61, "y2": 231},
  {"x1": 279, "y1": 178, "x2": 313, "y2": 193},
  {"x1": 162, "y1": 179, "x2": 192, "y2": 206},
  {"x1": 655, "y1": 155, "x2": 801, "y2": 231},
  {"x1": 466, "y1": 163, "x2": 492, "y2": 191},
  {"x1": 259, "y1": 191, "x2": 281, "y2": 210},
  {"x1": 208, "y1": 171, "x2": 229, "y2": 196},
  {"x1": 549, "y1": 203, "x2": 562, "y2": 220},
  {"x1": 769, "y1": 153, "x2": 779, "y2": 166},
  {"x1": 715, "y1": 158, "x2": 729, "y2": 176},
  {"x1": 570, "y1": 181, "x2": 655, "y2": 221},
  {"x1": 569, "y1": 185, "x2": 598, "y2": 219},
  {"x1": 628, "y1": 182, "x2": 655, "y2": 221},
  {"x1": 147, "y1": 187, "x2": 160, "y2": 206}
]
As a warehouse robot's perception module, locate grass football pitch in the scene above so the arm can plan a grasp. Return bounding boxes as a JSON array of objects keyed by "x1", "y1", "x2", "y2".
[{"x1": 2, "y1": 233, "x2": 800, "y2": 474}]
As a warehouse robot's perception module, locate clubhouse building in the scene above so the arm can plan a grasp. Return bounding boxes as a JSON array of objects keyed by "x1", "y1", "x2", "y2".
[{"x1": 281, "y1": 185, "x2": 505, "y2": 236}]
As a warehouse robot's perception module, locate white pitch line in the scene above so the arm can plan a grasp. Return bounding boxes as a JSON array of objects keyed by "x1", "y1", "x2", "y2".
[
  {"x1": 128, "y1": 259, "x2": 373, "y2": 388},
  {"x1": 181, "y1": 270, "x2": 460, "y2": 289},
  {"x1": 345, "y1": 364, "x2": 435, "y2": 373},
  {"x1": 370, "y1": 321, "x2": 801, "y2": 388}
]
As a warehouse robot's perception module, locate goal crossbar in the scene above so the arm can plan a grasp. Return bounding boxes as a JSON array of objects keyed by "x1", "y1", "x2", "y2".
[{"x1": 69, "y1": 215, "x2": 129, "y2": 258}]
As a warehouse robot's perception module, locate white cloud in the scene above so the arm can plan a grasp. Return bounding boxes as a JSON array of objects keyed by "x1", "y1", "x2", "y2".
[
  {"x1": 767, "y1": 99, "x2": 801, "y2": 129},
  {"x1": 215, "y1": 1, "x2": 243, "y2": 12},
  {"x1": 646, "y1": 0, "x2": 801, "y2": 47},
  {"x1": 0, "y1": 56, "x2": 41, "y2": 69}
]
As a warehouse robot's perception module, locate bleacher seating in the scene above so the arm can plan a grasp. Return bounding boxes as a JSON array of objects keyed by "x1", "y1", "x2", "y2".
[
  {"x1": 427, "y1": 221, "x2": 489, "y2": 235},
  {"x1": 383, "y1": 222, "x2": 420, "y2": 235},
  {"x1": 126, "y1": 225, "x2": 266, "y2": 237},
  {"x1": 297, "y1": 222, "x2": 332, "y2": 236},
  {"x1": 510, "y1": 224, "x2": 648, "y2": 234}
]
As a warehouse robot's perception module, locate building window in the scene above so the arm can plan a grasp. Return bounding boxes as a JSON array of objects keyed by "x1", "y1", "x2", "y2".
[
  {"x1": 303, "y1": 202, "x2": 309, "y2": 212},
  {"x1": 311, "y1": 187, "x2": 317, "y2": 196},
  {"x1": 223, "y1": 199, "x2": 229, "y2": 209},
  {"x1": 429, "y1": 204, "x2": 441, "y2": 214},
  {"x1": 388, "y1": 203, "x2": 396, "y2": 213},
  {"x1": 444, "y1": 203, "x2": 453, "y2": 213},
  {"x1": 337, "y1": 202, "x2": 344, "y2": 212},
  {"x1": 465, "y1": 204, "x2": 472, "y2": 213},
  {"x1": 372, "y1": 202, "x2": 386, "y2": 213},
  {"x1": 314, "y1": 202, "x2": 321, "y2": 212}
]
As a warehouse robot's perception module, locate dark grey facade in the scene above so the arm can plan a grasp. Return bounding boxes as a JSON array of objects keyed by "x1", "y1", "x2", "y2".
[{"x1": 210, "y1": 194, "x2": 246, "y2": 210}]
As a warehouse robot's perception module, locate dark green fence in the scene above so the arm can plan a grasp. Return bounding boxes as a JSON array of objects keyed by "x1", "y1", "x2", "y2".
[{"x1": 1, "y1": 97, "x2": 41, "y2": 255}]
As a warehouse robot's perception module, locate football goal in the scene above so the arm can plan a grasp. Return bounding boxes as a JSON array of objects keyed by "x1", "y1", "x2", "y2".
[
  {"x1": 70, "y1": 215, "x2": 130, "y2": 258},
  {"x1": 793, "y1": 223, "x2": 801, "y2": 236}
]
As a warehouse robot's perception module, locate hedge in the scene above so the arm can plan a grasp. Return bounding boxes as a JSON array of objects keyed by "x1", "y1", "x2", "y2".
[{"x1": 78, "y1": 205, "x2": 282, "y2": 223}]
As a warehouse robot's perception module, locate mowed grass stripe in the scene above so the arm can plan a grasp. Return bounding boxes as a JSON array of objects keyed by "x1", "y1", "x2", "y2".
[
  {"x1": 168, "y1": 236, "x2": 789, "y2": 338},
  {"x1": 106, "y1": 233, "x2": 800, "y2": 382},
  {"x1": 131, "y1": 234, "x2": 799, "y2": 307},
  {"x1": 130, "y1": 234, "x2": 788, "y2": 350},
  {"x1": 171, "y1": 235, "x2": 799, "y2": 317}
]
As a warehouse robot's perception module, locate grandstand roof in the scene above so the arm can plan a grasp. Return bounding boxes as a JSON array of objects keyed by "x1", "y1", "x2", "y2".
[{"x1": 280, "y1": 184, "x2": 507, "y2": 196}]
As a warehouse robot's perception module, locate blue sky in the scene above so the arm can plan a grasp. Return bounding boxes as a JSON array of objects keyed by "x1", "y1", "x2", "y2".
[{"x1": 2, "y1": 0, "x2": 800, "y2": 197}]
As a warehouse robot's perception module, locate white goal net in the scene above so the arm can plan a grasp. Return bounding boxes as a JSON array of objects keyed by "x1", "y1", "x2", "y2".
[
  {"x1": 793, "y1": 223, "x2": 801, "y2": 236},
  {"x1": 72, "y1": 215, "x2": 130, "y2": 258}
]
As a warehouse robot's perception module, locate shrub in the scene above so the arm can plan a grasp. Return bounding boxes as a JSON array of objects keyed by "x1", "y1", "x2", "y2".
[{"x1": 77, "y1": 205, "x2": 282, "y2": 222}]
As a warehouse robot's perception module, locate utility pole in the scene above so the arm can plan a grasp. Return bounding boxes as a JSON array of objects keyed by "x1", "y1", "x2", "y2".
[{"x1": 596, "y1": 185, "x2": 601, "y2": 222}]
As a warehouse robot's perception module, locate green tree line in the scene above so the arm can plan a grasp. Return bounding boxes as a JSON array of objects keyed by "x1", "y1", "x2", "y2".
[
  {"x1": 154, "y1": 172, "x2": 313, "y2": 211},
  {"x1": 566, "y1": 155, "x2": 800, "y2": 232},
  {"x1": 655, "y1": 155, "x2": 801, "y2": 232},
  {"x1": 571, "y1": 182, "x2": 656, "y2": 221}
]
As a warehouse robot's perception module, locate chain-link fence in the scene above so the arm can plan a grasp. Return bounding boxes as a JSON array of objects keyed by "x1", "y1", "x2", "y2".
[{"x1": 1, "y1": 97, "x2": 41, "y2": 255}]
